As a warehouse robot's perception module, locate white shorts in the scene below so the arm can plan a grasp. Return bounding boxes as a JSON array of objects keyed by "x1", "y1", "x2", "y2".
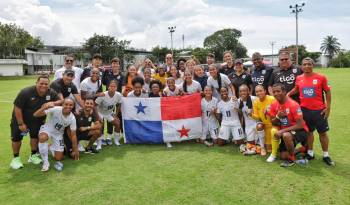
[
  {"x1": 245, "y1": 125, "x2": 257, "y2": 142},
  {"x1": 98, "y1": 112, "x2": 115, "y2": 122},
  {"x1": 218, "y1": 125, "x2": 244, "y2": 141},
  {"x1": 39, "y1": 125, "x2": 64, "y2": 152},
  {"x1": 201, "y1": 127, "x2": 218, "y2": 140}
]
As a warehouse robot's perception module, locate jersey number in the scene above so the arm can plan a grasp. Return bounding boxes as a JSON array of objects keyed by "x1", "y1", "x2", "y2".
[
  {"x1": 206, "y1": 111, "x2": 211, "y2": 117},
  {"x1": 107, "y1": 105, "x2": 114, "y2": 110},
  {"x1": 54, "y1": 123, "x2": 63, "y2": 131},
  {"x1": 226, "y1": 111, "x2": 231, "y2": 117}
]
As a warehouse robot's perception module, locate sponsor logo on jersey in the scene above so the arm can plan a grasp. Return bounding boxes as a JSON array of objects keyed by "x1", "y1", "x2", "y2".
[
  {"x1": 279, "y1": 74, "x2": 295, "y2": 85},
  {"x1": 252, "y1": 76, "x2": 264, "y2": 84},
  {"x1": 302, "y1": 87, "x2": 316, "y2": 98},
  {"x1": 280, "y1": 117, "x2": 289, "y2": 126}
]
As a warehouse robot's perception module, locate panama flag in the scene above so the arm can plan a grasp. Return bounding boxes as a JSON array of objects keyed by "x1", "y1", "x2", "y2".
[{"x1": 121, "y1": 93, "x2": 202, "y2": 144}]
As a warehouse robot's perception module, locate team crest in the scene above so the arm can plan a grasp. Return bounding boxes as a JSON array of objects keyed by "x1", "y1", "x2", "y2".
[
  {"x1": 292, "y1": 68, "x2": 297, "y2": 73},
  {"x1": 31, "y1": 97, "x2": 35, "y2": 100},
  {"x1": 46, "y1": 95, "x2": 51, "y2": 101},
  {"x1": 68, "y1": 87, "x2": 71, "y2": 92},
  {"x1": 313, "y1": 79, "x2": 318, "y2": 85},
  {"x1": 88, "y1": 117, "x2": 92, "y2": 122},
  {"x1": 262, "y1": 70, "x2": 266, "y2": 74},
  {"x1": 242, "y1": 75, "x2": 246, "y2": 78},
  {"x1": 286, "y1": 108, "x2": 290, "y2": 114}
]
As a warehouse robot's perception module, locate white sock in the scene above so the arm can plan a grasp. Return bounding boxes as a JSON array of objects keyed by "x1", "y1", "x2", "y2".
[
  {"x1": 257, "y1": 131, "x2": 265, "y2": 148},
  {"x1": 107, "y1": 134, "x2": 112, "y2": 140},
  {"x1": 39, "y1": 142, "x2": 49, "y2": 163},
  {"x1": 307, "y1": 150, "x2": 314, "y2": 156},
  {"x1": 114, "y1": 132, "x2": 120, "y2": 140},
  {"x1": 323, "y1": 151, "x2": 329, "y2": 157}
]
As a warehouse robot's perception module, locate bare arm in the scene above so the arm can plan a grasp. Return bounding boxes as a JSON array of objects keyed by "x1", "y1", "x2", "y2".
[
  {"x1": 73, "y1": 94, "x2": 84, "y2": 108},
  {"x1": 33, "y1": 103, "x2": 53, "y2": 117},
  {"x1": 322, "y1": 90, "x2": 331, "y2": 119},
  {"x1": 68, "y1": 128, "x2": 79, "y2": 160}
]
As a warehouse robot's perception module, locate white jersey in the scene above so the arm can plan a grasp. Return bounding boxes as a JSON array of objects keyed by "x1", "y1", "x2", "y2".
[
  {"x1": 143, "y1": 81, "x2": 151, "y2": 93},
  {"x1": 207, "y1": 73, "x2": 232, "y2": 100},
  {"x1": 95, "y1": 91, "x2": 122, "y2": 116},
  {"x1": 179, "y1": 80, "x2": 201, "y2": 94},
  {"x1": 238, "y1": 96, "x2": 258, "y2": 127},
  {"x1": 54, "y1": 66, "x2": 84, "y2": 90},
  {"x1": 175, "y1": 78, "x2": 184, "y2": 86},
  {"x1": 163, "y1": 85, "x2": 181, "y2": 96},
  {"x1": 201, "y1": 97, "x2": 219, "y2": 129},
  {"x1": 127, "y1": 90, "x2": 149, "y2": 98},
  {"x1": 80, "y1": 77, "x2": 101, "y2": 96},
  {"x1": 217, "y1": 99, "x2": 240, "y2": 126},
  {"x1": 44, "y1": 106, "x2": 76, "y2": 135}
]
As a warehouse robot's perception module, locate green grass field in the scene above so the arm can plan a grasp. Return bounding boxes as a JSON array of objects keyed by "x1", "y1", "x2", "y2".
[{"x1": 0, "y1": 69, "x2": 349, "y2": 205}]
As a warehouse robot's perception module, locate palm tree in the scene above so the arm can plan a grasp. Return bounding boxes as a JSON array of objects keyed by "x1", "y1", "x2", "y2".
[{"x1": 320, "y1": 35, "x2": 341, "y2": 60}]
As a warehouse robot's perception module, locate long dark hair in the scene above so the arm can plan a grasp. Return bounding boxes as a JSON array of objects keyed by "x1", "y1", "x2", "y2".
[
  {"x1": 182, "y1": 70, "x2": 192, "y2": 93},
  {"x1": 210, "y1": 64, "x2": 222, "y2": 91}
]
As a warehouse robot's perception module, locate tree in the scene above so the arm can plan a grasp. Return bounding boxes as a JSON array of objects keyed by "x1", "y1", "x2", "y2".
[
  {"x1": 82, "y1": 33, "x2": 131, "y2": 65},
  {"x1": 190, "y1": 47, "x2": 210, "y2": 64},
  {"x1": 320, "y1": 35, "x2": 341, "y2": 60},
  {"x1": 285, "y1": 45, "x2": 321, "y2": 65},
  {"x1": 150, "y1": 46, "x2": 172, "y2": 63},
  {"x1": 0, "y1": 23, "x2": 44, "y2": 59},
  {"x1": 203, "y1": 28, "x2": 247, "y2": 60},
  {"x1": 330, "y1": 51, "x2": 350, "y2": 68}
]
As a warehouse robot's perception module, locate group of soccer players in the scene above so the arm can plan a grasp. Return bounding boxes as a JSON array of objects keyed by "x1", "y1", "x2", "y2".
[{"x1": 9, "y1": 50, "x2": 335, "y2": 172}]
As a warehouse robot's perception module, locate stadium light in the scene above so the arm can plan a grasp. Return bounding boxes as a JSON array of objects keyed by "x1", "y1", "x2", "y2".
[
  {"x1": 289, "y1": 2, "x2": 305, "y2": 65},
  {"x1": 168, "y1": 26, "x2": 176, "y2": 55}
]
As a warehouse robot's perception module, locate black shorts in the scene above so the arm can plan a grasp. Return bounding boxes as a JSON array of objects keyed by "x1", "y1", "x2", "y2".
[
  {"x1": 301, "y1": 107, "x2": 329, "y2": 133},
  {"x1": 77, "y1": 130, "x2": 91, "y2": 141},
  {"x1": 279, "y1": 129, "x2": 308, "y2": 152},
  {"x1": 10, "y1": 120, "x2": 43, "y2": 142}
]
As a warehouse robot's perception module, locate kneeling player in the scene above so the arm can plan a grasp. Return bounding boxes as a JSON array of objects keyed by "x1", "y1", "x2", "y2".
[
  {"x1": 76, "y1": 97, "x2": 102, "y2": 154},
  {"x1": 216, "y1": 87, "x2": 245, "y2": 150},
  {"x1": 95, "y1": 80, "x2": 122, "y2": 150},
  {"x1": 34, "y1": 99, "x2": 79, "y2": 172},
  {"x1": 201, "y1": 86, "x2": 219, "y2": 146},
  {"x1": 269, "y1": 83, "x2": 309, "y2": 167}
]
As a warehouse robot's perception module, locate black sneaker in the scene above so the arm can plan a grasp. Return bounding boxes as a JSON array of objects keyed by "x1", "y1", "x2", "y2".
[
  {"x1": 85, "y1": 147, "x2": 99, "y2": 154},
  {"x1": 280, "y1": 160, "x2": 295, "y2": 167},
  {"x1": 323, "y1": 156, "x2": 335, "y2": 166},
  {"x1": 305, "y1": 153, "x2": 315, "y2": 160}
]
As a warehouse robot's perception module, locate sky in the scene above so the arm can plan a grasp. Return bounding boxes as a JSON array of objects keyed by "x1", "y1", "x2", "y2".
[{"x1": 0, "y1": 0, "x2": 349, "y2": 55}]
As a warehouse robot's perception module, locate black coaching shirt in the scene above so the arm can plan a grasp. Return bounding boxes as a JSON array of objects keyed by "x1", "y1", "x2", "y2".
[
  {"x1": 102, "y1": 70, "x2": 126, "y2": 93},
  {"x1": 269, "y1": 65, "x2": 303, "y2": 102},
  {"x1": 11, "y1": 86, "x2": 59, "y2": 124},
  {"x1": 251, "y1": 64, "x2": 273, "y2": 95},
  {"x1": 228, "y1": 71, "x2": 252, "y2": 98},
  {"x1": 50, "y1": 78, "x2": 78, "y2": 98},
  {"x1": 75, "y1": 109, "x2": 99, "y2": 130},
  {"x1": 219, "y1": 64, "x2": 235, "y2": 76}
]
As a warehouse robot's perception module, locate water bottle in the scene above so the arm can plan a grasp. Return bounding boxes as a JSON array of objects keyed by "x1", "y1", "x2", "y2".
[{"x1": 296, "y1": 159, "x2": 308, "y2": 165}]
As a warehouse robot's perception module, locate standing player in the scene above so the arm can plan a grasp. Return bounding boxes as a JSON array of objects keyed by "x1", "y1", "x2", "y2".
[
  {"x1": 81, "y1": 54, "x2": 103, "y2": 82},
  {"x1": 9, "y1": 75, "x2": 60, "y2": 169},
  {"x1": 95, "y1": 80, "x2": 123, "y2": 149},
  {"x1": 34, "y1": 99, "x2": 79, "y2": 172},
  {"x1": 54, "y1": 54, "x2": 84, "y2": 90},
  {"x1": 269, "y1": 83, "x2": 309, "y2": 167},
  {"x1": 207, "y1": 64, "x2": 236, "y2": 100},
  {"x1": 229, "y1": 59, "x2": 253, "y2": 98},
  {"x1": 268, "y1": 50, "x2": 302, "y2": 102},
  {"x1": 288, "y1": 57, "x2": 334, "y2": 166},
  {"x1": 80, "y1": 67, "x2": 104, "y2": 99},
  {"x1": 201, "y1": 86, "x2": 219, "y2": 146},
  {"x1": 180, "y1": 71, "x2": 202, "y2": 95},
  {"x1": 216, "y1": 87, "x2": 245, "y2": 150},
  {"x1": 251, "y1": 52, "x2": 273, "y2": 95}
]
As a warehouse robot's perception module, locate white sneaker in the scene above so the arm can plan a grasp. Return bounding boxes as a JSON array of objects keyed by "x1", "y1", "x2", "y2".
[
  {"x1": 78, "y1": 142, "x2": 85, "y2": 152},
  {"x1": 54, "y1": 161, "x2": 63, "y2": 172},
  {"x1": 96, "y1": 139, "x2": 102, "y2": 150},
  {"x1": 41, "y1": 161, "x2": 50, "y2": 172},
  {"x1": 266, "y1": 154, "x2": 276, "y2": 163},
  {"x1": 239, "y1": 144, "x2": 246, "y2": 153},
  {"x1": 166, "y1": 142, "x2": 173, "y2": 148},
  {"x1": 114, "y1": 136, "x2": 121, "y2": 146}
]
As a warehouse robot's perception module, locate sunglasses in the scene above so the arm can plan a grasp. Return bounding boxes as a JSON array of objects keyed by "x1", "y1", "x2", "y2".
[
  {"x1": 280, "y1": 58, "x2": 289, "y2": 61},
  {"x1": 66, "y1": 60, "x2": 73, "y2": 62}
]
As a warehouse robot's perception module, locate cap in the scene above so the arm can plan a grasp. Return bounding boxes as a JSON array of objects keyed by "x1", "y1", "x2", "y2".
[
  {"x1": 252, "y1": 52, "x2": 262, "y2": 61},
  {"x1": 63, "y1": 69, "x2": 75, "y2": 76},
  {"x1": 92, "y1": 53, "x2": 102, "y2": 59},
  {"x1": 235, "y1": 59, "x2": 243, "y2": 64},
  {"x1": 111, "y1": 57, "x2": 120, "y2": 63}
]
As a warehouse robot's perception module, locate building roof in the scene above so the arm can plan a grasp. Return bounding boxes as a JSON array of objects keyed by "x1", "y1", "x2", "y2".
[{"x1": 0, "y1": 59, "x2": 27, "y2": 65}]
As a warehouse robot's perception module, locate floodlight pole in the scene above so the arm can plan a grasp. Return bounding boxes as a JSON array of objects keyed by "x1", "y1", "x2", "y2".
[
  {"x1": 168, "y1": 26, "x2": 176, "y2": 55},
  {"x1": 290, "y1": 3, "x2": 305, "y2": 65}
]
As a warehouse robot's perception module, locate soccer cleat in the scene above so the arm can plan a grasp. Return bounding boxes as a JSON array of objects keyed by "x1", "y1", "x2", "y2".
[
  {"x1": 78, "y1": 143, "x2": 85, "y2": 152},
  {"x1": 28, "y1": 153, "x2": 42, "y2": 165},
  {"x1": 305, "y1": 153, "x2": 315, "y2": 160},
  {"x1": 41, "y1": 161, "x2": 50, "y2": 172},
  {"x1": 239, "y1": 144, "x2": 246, "y2": 153},
  {"x1": 114, "y1": 137, "x2": 121, "y2": 146},
  {"x1": 101, "y1": 139, "x2": 107, "y2": 146},
  {"x1": 96, "y1": 139, "x2": 102, "y2": 150},
  {"x1": 266, "y1": 154, "x2": 276, "y2": 163},
  {"x1": 54, "y1": 161, "x2": 64, "y2": 172},
  {"x1": 166, "y1": 142, "x2": 173, "y2": 148},
  {"x1": 10, "y1": 157, "x2": 24, "y2": 169},
  {"x1": 85, "y1": 147, "x2": 99, "y2": 154},
  {"x1": 106, "y1": 138, "x2": 113, "y2": 145},
  {"x1": 260, "y1": 147, "x2": 267, "y2": 156},
  {"x1": 280, "y1": 160, "x2": 295, "y2": 167},
  {"x1": 323, "y1": 156, "x2": 335, "y2": 166}
]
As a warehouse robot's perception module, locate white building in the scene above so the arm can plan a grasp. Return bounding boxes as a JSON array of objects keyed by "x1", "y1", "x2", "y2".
[
  {"x1": 25, "y1": 48, "x2": 66, "y2": 74},
  {"x1": 0, "y1": 59, "x2": 27, "y2": 76}
]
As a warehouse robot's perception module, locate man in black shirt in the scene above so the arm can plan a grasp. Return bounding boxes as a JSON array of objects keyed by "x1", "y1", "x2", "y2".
[
  {"x1": 102, "y1": 57, "x2": 125, "y2": 93},
  {"x1": 81, "y1": 53, "x2": 103, "y2": 82},
  {"x1": 268, "y1": 50, "x2": 303, "y2": 102},
  {"x1": 74, "y1": 97, "x2": 101, "y2": 154},
  {"x1": 10, "y1": 75, "x2": 60, "y2": 170},
  {"x1": 251, "y1": 52, "x2": 273, "y2": 95},
  {"x1": 50, "y1": 69, "x2": 84, "y2": 107}
]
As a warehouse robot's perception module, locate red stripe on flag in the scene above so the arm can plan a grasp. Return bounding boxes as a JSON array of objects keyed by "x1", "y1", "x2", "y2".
[{"x1": 161, "y1": 93, "x2": 202, "y2": 120}]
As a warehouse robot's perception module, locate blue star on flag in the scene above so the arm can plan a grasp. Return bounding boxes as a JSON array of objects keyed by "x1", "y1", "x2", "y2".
[{"x1": 134, "y1": 101, "x2": 147, "y2": 114}]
